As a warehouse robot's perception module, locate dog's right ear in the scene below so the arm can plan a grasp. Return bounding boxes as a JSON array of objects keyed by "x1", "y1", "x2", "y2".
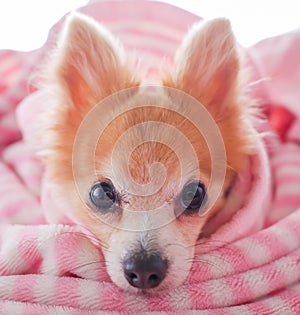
[
  {"x1": 38, "y1": 13, "x2": 139, "y2": 182},
  {"x1": 50, "y1": 13, "x2": 139, "y2": 108}
]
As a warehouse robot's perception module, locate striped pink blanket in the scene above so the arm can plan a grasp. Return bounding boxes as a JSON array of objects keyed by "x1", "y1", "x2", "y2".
[{"x1": 1, "y1": 1, "x2": 300, "y2": 314}]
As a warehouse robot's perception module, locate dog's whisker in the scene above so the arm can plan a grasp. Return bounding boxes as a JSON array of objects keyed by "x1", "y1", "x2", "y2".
[
  {"x1": 187, "y1": 257, "x2": 228, "y2": 274},
  {"x1": 66, "y1": 260, "x2": 107, "y2": 273},
  {"x1": 56, "y1": 229, "x2": 109, "y2": 251},
  {"x1": 164, "y1": 242, "x2": 186, "y2": 249}
]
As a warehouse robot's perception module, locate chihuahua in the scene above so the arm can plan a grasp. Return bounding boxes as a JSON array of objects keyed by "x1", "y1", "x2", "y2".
[{"x1": 40, "y1": 13, "x2": 256, "y2": 293}]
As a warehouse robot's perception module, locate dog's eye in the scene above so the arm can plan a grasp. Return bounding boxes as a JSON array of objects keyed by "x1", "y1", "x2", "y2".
[
  {"x1": 181, "y1": 181, "x2": 207, "y2": 213},
  {"x1": 89, "y1": 181, "x2": 116, "y2": 210}
]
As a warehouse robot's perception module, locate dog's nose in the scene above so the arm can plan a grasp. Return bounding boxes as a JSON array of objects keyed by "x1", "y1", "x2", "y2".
[{"x1": 123, "y1": 254, "x2": 168, "y2": 289}]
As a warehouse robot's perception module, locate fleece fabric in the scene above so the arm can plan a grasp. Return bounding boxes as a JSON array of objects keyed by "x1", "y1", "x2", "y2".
[{"x1": 0, "y1": 1, "x2": 300, "y2": 314}]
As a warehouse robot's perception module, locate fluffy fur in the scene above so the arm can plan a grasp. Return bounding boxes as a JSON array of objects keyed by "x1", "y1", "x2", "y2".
[{"x1": 39, "y1": 13, "x2": 257, "y2": 293}]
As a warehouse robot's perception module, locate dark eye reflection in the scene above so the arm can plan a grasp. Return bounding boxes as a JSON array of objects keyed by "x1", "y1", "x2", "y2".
[
  {"x1": 180, "y1": 181, "x2": 207, "y2": 214},
  {"x1": 89, "y1": 181, "x2": 117, "y2": 211}
]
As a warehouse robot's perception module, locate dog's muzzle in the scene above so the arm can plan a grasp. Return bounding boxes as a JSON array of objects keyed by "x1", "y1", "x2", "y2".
[{"x1": 123, "y1": 252, "x2": 168, "y2": 289}]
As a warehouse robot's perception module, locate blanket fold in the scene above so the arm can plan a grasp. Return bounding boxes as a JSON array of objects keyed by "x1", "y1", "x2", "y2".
[
  {"x1": 1, "y1": 1, "x2": 300, "y2": 313},
  {"x1": 0, "y1": 209, "x2": 300, "y2": 313}
]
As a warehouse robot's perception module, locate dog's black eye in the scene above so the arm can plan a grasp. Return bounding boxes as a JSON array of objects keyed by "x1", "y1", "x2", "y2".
[
  {"x1": 89, "y1": 181, "x2": 116, "y2": 210},
  {"x1": 181, "y1": 181, "x2": 207, "y2": 213}
]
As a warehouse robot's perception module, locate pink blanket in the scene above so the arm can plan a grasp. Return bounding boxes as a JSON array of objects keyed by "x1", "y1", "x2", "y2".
[{"x1": 1, "y1": 1, "x2": 300, "y2": 313}]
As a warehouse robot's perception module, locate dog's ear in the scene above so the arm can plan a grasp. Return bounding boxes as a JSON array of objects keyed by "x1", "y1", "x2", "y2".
[
  {"x1": 51, "y1": 13, "x2": 139, "y2": 107},
  {"x1": 164, "y1": 18, "x2": 240, "y2": 109}
]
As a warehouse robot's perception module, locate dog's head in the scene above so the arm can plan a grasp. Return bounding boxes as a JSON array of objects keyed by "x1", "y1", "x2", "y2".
[{"x1": 40, "y1": 13, "x2": 256, "y2": 293}]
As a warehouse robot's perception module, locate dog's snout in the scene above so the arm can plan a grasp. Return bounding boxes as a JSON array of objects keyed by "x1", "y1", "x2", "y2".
[{"x1": 123, "y1": 254, "x2": 168, "y2": 289}]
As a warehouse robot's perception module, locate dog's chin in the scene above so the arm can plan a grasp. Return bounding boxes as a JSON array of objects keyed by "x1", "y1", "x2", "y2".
[
  {"x1": 112, "y1": 277, "x2": 186, "y2": 296},
  {"x1": 132, "y1": 285, "x2": 174, "y2": 296},
  {"x1": 120, "y1": 282, "x2": 172, "y2": 296}
]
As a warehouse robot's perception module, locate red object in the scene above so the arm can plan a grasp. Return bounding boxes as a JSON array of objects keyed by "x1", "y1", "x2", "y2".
[{"x1": 269, "y1": 105, "x2": 296, "y2": 142}]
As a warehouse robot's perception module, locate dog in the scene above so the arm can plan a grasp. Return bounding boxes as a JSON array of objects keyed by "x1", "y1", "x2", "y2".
[{"x1": 39, "y1": 12, "x2": 257, "y2": 293}]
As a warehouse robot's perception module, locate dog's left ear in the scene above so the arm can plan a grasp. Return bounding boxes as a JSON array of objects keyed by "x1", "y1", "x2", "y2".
[{"x1": 164, "y1": 18, "x2": 240, "y2": 109}]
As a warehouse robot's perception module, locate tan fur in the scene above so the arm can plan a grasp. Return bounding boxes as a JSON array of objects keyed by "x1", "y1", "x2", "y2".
[
  {"x1": 40, "y1": 13, "x2": 258, "y2": 292},
  {"x1": 163, "y1": 18, "x2": 256, "y2": 172}
]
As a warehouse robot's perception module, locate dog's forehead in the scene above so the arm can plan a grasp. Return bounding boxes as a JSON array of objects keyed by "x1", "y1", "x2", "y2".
[
  {"x1": 97, "y1": 137, "x2": 209, "y2": 205},
  {"x1": 92, "y1": 88, "x2": 211, "y2": 197}
]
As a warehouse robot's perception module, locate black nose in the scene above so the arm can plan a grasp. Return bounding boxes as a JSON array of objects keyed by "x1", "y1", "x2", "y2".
[{"x1": 123, "y1": 254, "x2": 168, "y2": 289}]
